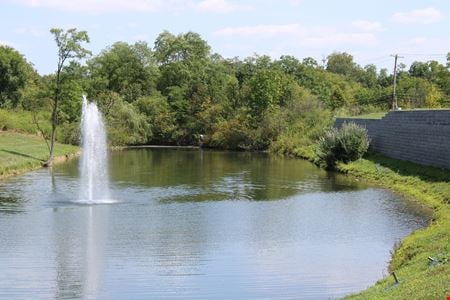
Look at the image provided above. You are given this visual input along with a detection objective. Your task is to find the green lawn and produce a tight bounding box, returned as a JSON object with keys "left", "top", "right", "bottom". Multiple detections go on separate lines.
{"left": 0, "top": 132, "right": 79, "bottom": 177}
{"left": 340, "top": 108, "right": 450, "bottom": 120}
{"left": 341, "top": 112, "right": 387, "bottom": 119}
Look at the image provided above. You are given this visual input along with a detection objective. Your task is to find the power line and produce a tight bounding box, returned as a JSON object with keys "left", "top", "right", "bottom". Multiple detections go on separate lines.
{"left": 397, "top": 53, "right": 447, "bottom": 56}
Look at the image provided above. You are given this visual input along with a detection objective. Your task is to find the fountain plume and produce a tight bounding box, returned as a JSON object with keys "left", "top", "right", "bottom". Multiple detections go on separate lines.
{"left": 79, "top": 95, "right": 110, "bottom": 203}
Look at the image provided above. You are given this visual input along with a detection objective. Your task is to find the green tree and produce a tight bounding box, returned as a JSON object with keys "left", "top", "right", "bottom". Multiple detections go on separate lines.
{"left": 134, "top": 94, "right": 176, "bottom": 144}
{"left": 243, "top": 69, "right": 284, "bottom": 119}
{"left": 302, "top": 57, "right": 319, "bottom": 68}
{"left": 396, "top": 76, "right": 439, "bottom": 108}
{"left": 46, "top": 28, "right": 90, "bottom": 166}
{"left": 106, "top": 97, "right": 149, "bottom": 145}
{"left": 154, "top": 31, "right": 210, "bottom": 92}
{"left": 326, "top": 52, "right": 358, "bottom": 77}
{"left": 153, "top": 31, "right": 214, "bottom": 143}
{"left": 378, "top": 68, "right": 391, "bottom": 87}
{"left": 360, "top": 64, "right": 378, "bottom": 88}
{"left": 327, "top": 87, "right": 345, "bottom": 111}
{"left": 88, "top": 41, "right": 159, "bottom": 102}
{"left": 409, "top": 61, "right": 431, "bottom": 78}
{"left": 425, "top": 84, "right": 444, "bottom": 107}
{"left": 0, "top": 46, "right": 37, "bottom": 107}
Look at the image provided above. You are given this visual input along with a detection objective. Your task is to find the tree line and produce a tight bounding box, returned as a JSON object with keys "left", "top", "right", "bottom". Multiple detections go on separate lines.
{"left": 1, "top": 28, "right": 449, "bottom": 160}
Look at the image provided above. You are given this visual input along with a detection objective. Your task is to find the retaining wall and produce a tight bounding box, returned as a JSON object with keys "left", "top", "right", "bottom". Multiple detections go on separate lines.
{"left": 335, "top": 110, "right": 450, "bottom": 170}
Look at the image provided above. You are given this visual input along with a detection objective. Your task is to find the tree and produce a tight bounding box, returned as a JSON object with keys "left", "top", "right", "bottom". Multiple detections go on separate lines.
{"left": 243, "top": 69, "right": 284, "bottom": 119}
{"left": 88, "top": 41, "right": 159, "bottom": 102}
{"left": 154, "top": 31, "right": 211, "bottom": 93}
{"left": 302, "top": 57, "right": 318, "bottom": 68}
{"left": 134, "top": 94, "right": 176, "bottom": 144}
{"left": 327, "top": 87, "right": 346, "bottom": 111}
{"left": 378, "top": 68, "right": 391, "bottom": 87}
{"left": 45, "top": 28, "right": 90, "bottom": 166}
{"left": 326, "top": 52, "right": 358, "bottom": 77}
{"left": 360, "top": 64, "right": 378, "bottom": 88}
{"left": 0, "top": 46, "right": 37, "bottom": 107}
{"left": 153, "top": 31, "right": 214, "bottom": 144}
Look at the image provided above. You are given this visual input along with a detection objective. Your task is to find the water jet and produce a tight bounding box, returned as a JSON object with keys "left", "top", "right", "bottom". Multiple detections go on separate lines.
{"left": 79, "top": 95, "right": 110, "bottom": 203}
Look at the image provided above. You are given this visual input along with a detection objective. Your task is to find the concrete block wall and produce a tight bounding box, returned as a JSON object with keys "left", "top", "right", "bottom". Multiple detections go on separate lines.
{"left": 335, "top": 110, "right": 450, "bottom": 170}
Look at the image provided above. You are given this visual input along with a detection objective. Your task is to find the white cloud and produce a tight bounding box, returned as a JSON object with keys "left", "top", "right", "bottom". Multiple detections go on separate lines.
{"left": 215, "top": 24, "right": 377, "bottom": 47}
{"left": 406, "top": 36, "right": 450, "bottom": 51}
{"left": 351, "top": 20, "right": 384, "bottom": 32}
{"left": 15, "top": 0, "right": 171, "bottom": 13}
{"left": 195, "top": 0, "right": 251, "bottom": 13}
{"left": 14, "top": 0, "right": 250, "bottom": 14}
{"left": 392, "top": 7, "right": 443, "bottom": 24}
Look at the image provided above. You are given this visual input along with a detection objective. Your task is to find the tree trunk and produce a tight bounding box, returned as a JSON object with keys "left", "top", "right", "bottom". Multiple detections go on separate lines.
{"left": 44, "top": 95, "right": 59, "bottom": 167}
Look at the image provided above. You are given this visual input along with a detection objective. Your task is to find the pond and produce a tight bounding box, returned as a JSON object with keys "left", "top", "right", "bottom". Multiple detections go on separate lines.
{"left": 0, "top": 149, "right": 430, "bottom": 299}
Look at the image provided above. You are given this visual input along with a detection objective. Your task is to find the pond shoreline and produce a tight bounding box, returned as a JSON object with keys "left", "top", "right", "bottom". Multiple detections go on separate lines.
{"left": 0, "top": 152, "right": 80, "bottom": 180}
{"left": 113, "top": 144, "right": 200, "bottom": 150}
{"left": 293, "top": 148, "right": 450, "bottom": 299}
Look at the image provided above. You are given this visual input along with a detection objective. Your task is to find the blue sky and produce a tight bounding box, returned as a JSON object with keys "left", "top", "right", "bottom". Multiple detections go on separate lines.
{"left": 1, "top": 0, "right": 449, "bottom": 75}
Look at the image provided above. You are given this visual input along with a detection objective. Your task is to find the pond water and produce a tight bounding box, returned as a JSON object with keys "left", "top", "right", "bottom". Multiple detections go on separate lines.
{"left": 0, "top": 149, "right": 430, "bottom": 299}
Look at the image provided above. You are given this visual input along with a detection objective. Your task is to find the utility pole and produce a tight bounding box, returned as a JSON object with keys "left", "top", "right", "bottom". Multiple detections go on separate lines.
{"left": 391, "top": 54, "right": 403, "bottom": 110}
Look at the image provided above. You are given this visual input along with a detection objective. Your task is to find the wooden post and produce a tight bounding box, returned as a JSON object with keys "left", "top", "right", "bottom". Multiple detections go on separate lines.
{"left": 390, "top": 54, "right": 404, "bottom": 111}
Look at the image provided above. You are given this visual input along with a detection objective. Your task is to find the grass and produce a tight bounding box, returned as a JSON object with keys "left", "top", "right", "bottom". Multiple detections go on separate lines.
{"left": 340, "top": 112, "right": 387, "bottom": 119}
{"left": 293, "top": 145, "right": 450, "bottom": 299}
{"left": 0, "top": 131, "right": 79, "bottom": 178}
{"left": 0, "top": 109, "right": 52, "bottom": 135}
{"left": 339, "top": 108, "right": 450, "bottom": 120}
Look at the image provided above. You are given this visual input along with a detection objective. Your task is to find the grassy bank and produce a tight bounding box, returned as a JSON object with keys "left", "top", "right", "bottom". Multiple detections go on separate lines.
{"left": 0, "top": 132, "right": 79, "bottom": 178}
{"left": 294, "top": 146, "right": 450, "bottom": 298}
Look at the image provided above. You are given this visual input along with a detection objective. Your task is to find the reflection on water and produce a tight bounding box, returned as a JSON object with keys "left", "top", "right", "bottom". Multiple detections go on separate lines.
{"left": 0, "top": 149, "right": 431, "bottom": 299}
{"left": 52, "top": 206, "right": 107, "bottom": 299}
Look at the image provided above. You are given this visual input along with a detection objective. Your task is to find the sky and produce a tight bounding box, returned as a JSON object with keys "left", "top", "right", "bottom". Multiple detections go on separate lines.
{"left": 1, "top": 0, "right": 449, "bottom": 75}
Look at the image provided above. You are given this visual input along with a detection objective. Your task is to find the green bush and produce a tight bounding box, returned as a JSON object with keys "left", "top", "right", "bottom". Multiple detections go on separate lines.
{"left": 59, "top": 122, "right": 80, "bottom": 145}
{"left": 208, "top": 117, "right": 253, "bottom": 150}
{"left": 317, "top": 122, "right": 369, "bottom": 169}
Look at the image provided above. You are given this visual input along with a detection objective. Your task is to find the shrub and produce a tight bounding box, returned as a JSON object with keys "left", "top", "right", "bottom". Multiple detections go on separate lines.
{"left": 209, "top": 117, "right": 253, "bottom": 150}
{"left": 59, "top": 122, "right": 80, "bottom": 145}
{"left": 317, "top": 122, "right": 369, "bottom": 169}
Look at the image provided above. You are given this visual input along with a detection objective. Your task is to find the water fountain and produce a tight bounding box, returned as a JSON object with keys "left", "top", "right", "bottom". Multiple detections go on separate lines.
{"left": 79, "top": 95, "right": 110, "bottom": 203}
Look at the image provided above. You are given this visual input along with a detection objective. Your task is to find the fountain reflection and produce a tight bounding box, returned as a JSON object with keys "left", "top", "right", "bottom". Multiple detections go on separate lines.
{"left": 52, "top": 206, "right": 108, "bottom": 299}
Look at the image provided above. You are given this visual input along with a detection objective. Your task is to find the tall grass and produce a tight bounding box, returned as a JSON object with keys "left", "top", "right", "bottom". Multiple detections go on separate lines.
{"left": 0, "top": 109, "right": 52, "bottom": 136}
